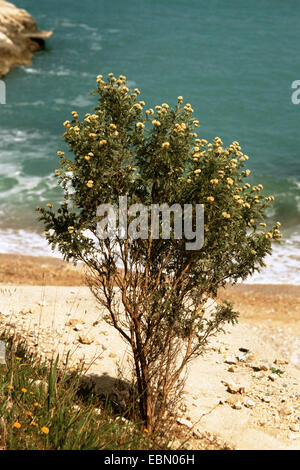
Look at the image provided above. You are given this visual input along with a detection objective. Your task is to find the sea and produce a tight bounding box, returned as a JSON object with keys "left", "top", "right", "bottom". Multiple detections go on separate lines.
{"left": 0, "top": 0, "right": 299, "bottom": 284}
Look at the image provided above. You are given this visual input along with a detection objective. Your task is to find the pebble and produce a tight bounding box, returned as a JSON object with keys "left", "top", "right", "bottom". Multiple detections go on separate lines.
{"left": 244, "top": 398, "right": 255, "bottom": 409}
{"left": 177, "top": 417, "right": 193, "bottom": 429}
{"left": 268, "top": 373, "right": 278, "bottom": 381}
{"left": 290, "top": 424, "right": 300, "bottom": 432}
{"left": 78, "top": 333, "right": 94, "bottom": 345}
{"left": 225, "top": 357, "right": 237, "bottom": 365}
{"left": 233, "top": 400, "right": 243, "bottom": 410}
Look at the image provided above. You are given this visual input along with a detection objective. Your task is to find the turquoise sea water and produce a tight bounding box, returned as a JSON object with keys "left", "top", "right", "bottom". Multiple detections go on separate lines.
{"left": 0, "top": 0, "right": 299, "bottom": 283}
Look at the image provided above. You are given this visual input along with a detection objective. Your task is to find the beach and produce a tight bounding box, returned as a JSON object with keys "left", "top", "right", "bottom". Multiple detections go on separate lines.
{"left": 0, "top": 254, "right": 299, "bottom": 450}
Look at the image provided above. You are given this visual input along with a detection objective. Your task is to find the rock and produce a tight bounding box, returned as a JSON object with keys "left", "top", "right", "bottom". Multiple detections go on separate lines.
{"left": 0, "top": 1, "right": 53, "bottom": 77}
{"left": 78, "top": 333, "right": 94, "bottom": 345}
{"left": 262, "top": 396, "right": 271, "bottom": 403}
{"left": 109, "top": 352, "right": 117, "bottom": 358}
{"left": 244, "top": 398, "right": 255, "bottom": 408}
{"left": 279, "top": 406, "right": 293, "bottom": 416}
{"left": 222, "top": 381, "right": 246, "bottom": 394}
{"left": 290, "top": 424, "right": 300, "bottom": 432}
{"left": 288, "top": 432, "right": 298, "bottom": 440}
{"left": 236, "top": 353, "right": 248, "bottom": 362}
{"left": 224, "top": 357, "right": 237, "bottom": 365}
{"left": 177, "top": 417, "right": 193, "bottom": 429}
{"left": 74, "top": 324, "right": 83, "bottom": 331}
{"left": 228, "top": 366, "right": 235, "bottom": 372}
{"left": 268, "top": 373, "right": 278, "bottom": 381}
{"left": 233, "top": 400, "right": 243, "bottom": 410}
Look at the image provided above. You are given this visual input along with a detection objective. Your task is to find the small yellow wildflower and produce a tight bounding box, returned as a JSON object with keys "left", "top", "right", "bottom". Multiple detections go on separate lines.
{"left": 152, "top": 120, "right": 161, "bottom": 126}
{"left": 84, "top": 156, "right": 90, "bottom": 161}
{"left": 30, "top": 421, "right": 38, "bottom": 427}
{"left": 21, "top": 388, "right": 27, "bottom": 393}
{"left": 41, "top": 426, "right": 49, "bottom": 434}
{"left": 251, "top": 250, "right": 257, "bottom": 255}
{"left": 210, "top": 179, "right": 219, "bottom": 185}
{"left": 136, "top": 122, "right": 145, "bottom": 129}
{"left": 226, "top": 177, "right": 234, "bottom": 185}
{"left": 15, "top": 357, "right": 21, "bottom": 361}
{"left": 7, "top": 385, "right": 14, "bottom": 390}
{"left": 110, "top": 124, "right": 117, "bottom": 130}
{"left": 46, "top": 203, "right": 53, "bottom": 208}
{"left": 162, "top": 142, "right": 170, "bottom": 149}
{"left": 89, "top": 133, "right": 97, "bottom": 139}
{"left": 13, "top": 422, "right": 21, "bottom": 429}
{"left": 68, "top": 226, "right": 75, "bottom": 233}
{"left": 87, "top": 180, "right": 94, "bottom": 188}
{"left": 99, "top": 139, "right": 107, "bottom": 146}
{"left": 222, "top": 212, "right": 231, "bottom": 219}
{"left": 194, "top": 169, "right": 201, "bottom": 175}
{"left": 206, "top": 196, "right": 214, "bottom": 202}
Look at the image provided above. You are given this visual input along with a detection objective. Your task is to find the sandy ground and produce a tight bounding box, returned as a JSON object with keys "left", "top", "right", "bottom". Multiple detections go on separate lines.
{"left": 0, "top": 254, "right": 299, "bottom": 450}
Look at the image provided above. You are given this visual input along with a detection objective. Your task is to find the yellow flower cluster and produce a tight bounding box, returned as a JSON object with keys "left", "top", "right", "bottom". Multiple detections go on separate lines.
{"left": 87, "top": 180, "right": 94, "bottom": 188}
{"left": 210, "top": 178, "right": 219, "bottom": 185}
{"left": 68, "top": 226, "right": 75, "bottom": 233}
{"left": 152, "top": 120, "right": 161, "bottom": 127}
{"left": 99, "top": 139, "right": 107, "bottom": 146}
{"left": 136, "top": 122, "right": 145, "bottom": 129}
{"left": 162, "top": 142, "right": 170, "bottom": 149}
{"left": 222, "top": 212, "right": 231, "bottom": 219}
{"left": 206, "top": 196, "right": 214, "bottom": 202}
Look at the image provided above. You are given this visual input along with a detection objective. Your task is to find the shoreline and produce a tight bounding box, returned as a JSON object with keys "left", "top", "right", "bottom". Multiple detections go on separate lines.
{"left": 0, "top": 253, "right": 299, "bottom": 325}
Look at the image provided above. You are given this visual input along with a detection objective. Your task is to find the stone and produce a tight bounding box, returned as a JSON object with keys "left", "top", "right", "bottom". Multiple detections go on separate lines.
{"left": 289, "top": 424, "right": 300, "bottom": 432}
{"left": 268, "top": 373, "right": 278, "bottom": 381}
{"left": 177, "top": 417, "right": 193, "bottom": 429}
{"left": 228, "top": 366, "right": 235, "bottom": 373}
{"left": 244, "top": 398, "right": 255, "bottom": 408}
{"left": 224, "top": 357, "right": 237, "bottom": 365}
{"left": 109, "top": 352, "right": 117, "bottom": 358}
{"left": 78, "top": 333, "right": 94, "bottom": 345}
{"left": 233, "top": 400, "right": 243, "bottom": 410}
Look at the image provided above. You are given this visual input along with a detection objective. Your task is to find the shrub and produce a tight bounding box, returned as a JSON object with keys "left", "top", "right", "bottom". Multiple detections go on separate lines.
{"left": 37, "top": 73, "right": 282, "bottom": 432}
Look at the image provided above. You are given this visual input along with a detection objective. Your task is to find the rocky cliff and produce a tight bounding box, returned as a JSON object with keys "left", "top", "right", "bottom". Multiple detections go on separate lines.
{"left": 0, "top": 1, "right": 52, "bottom": 77}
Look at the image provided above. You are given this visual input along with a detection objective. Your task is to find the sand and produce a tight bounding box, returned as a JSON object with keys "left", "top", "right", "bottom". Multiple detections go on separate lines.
{"left": 0, "top": 254, "right": 299, "bottom": 450}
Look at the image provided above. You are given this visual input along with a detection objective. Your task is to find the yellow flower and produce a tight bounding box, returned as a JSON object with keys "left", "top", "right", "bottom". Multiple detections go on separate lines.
{"left": 55, "top": 170, "right": 61, "bottom": 176}
{"left": 226, "top": 177, "right": 234, "bottom": 185}
{"left": 46, "top": 203, "right": 53, "bottom": 208}
{"left": 26, "top": 412, "right": 33, "bottom": 416}
{"left": 244, "top": 169, "right": 251, "bottom": 177}
{"left": 251, "top": 250, "right": 257, "bottom": 255}
{"left": 41, "top": 426, "right": 49, "bottom": 434}
{"left": 30, "top": 421, "right": 38, "bottom": 427}
{"left": 110, "top": 124, "right": 117, "bottom": 131}
{"left": 136, "top": 122, "right": 145, "bottom": 129}
{"left": 99, "top": 139, "right": 107, "bottom": 146}
{"left": 260, "top": 223, "right": 266, "bottom": 227}
{"left": 45, "top": 231, "right": 50, "bottom": 236}
{"left": 68, "top": 226, "right": 75, "bottom": 233}
{"left": 210, "top": 178, "right": 219, "bottom": 185}
{"left": 34, "top": 402, "right": 40, "bottom": 407}
{"left": 162, "top": 142, "right": 170, "bottom": 149}
{"left": 139, "top": 101, "right": 146, "bottom": 106}
{"left": 15, "top": 357, "right": 21, "bottom": 361}
{"left": 89, "top": 133, "right": 97, "bottom": 139}
{"left": 7, "top": 385, "right": 14, "bottom": 390}
{"left": 194, "top": 169, "right": 201, "bottom": 175}
{"left": 21, "top": 388, "right": 27, "bottom": 393}
{"left": 63, "top": 120, "right": 70, "bottom": 127}
{"left": 222, "top": 212, "right": 231, "bottom": 219}
{"left": 206, "top": 196, "right": 214, "bottom": 202}
{"left": 84, "top": 156, "right": 90, "bottom": 161}
{"left": 152, "top": 120, "right": 161, "bottom": 126}
{"left": 13, "top": 422, "right": 21, "bottom": 429}
{"left": 87, "top": 180, "right": 94, "bottom": 188}
{"left": 134, "top": 88, "right": 140, "bottom": 94}
{"left": 134, "top": 103, "right": 143, "bottom": 110}
{"left": 186, "top": 178, "right": 192, "bottom": 183}
{"left": 71, "top": 111, "right": 78, "bottom": 119}
{"left": 177, "top": 96, "right": 183, "bottom": 101}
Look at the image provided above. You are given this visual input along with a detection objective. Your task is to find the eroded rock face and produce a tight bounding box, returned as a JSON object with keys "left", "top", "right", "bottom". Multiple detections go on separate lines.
{"left": 0, "top": 1, "right": 48, "bottom": 77}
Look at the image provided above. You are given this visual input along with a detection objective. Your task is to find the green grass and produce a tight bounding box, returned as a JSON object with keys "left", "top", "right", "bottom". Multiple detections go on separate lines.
{"left": 0, "top": 330, "right": 170, "bottom": 450}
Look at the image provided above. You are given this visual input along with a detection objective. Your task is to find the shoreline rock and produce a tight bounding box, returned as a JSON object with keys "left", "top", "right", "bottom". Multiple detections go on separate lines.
{"left": 0, "top": 0, "right": 52, "bottom": 77}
